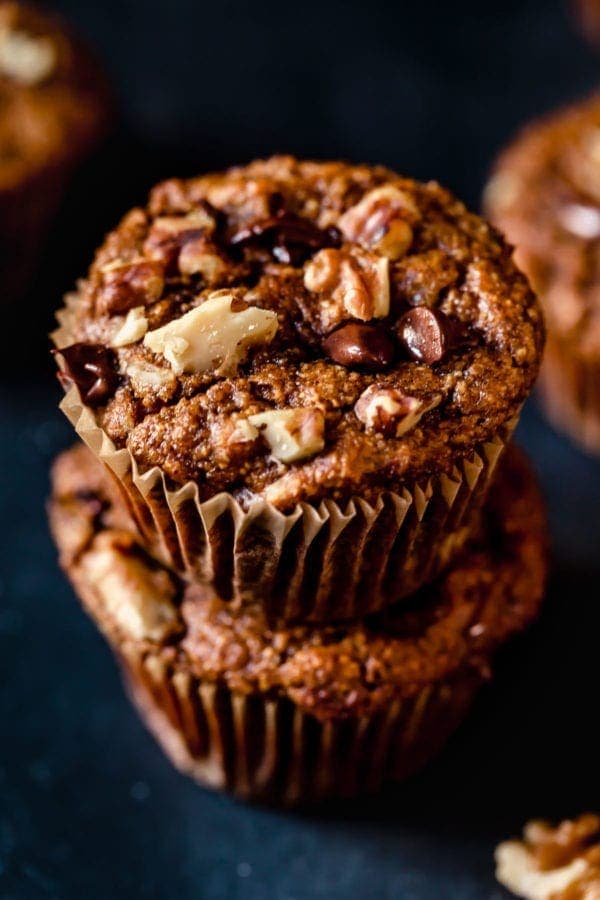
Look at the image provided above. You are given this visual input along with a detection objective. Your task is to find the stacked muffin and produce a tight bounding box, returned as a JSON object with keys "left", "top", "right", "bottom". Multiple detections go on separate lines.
{"left": 49, "top": 156, "right": 548, "bottom": 803}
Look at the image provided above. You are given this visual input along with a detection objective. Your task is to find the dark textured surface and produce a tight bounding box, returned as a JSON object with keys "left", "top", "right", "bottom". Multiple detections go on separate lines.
{"left": 1, "top": 0, "right": 599, "bottom": 897}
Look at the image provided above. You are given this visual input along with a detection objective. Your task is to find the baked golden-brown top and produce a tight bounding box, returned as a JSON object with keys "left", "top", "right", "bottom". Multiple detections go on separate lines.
{"left": 54, "top": 156, "right": 543, "bottom": 510}
{"left": 49, "top": 443, "right": 548, "bottom": 720}
{"left": 0, "top": 1, "right": 110, "bottom": 190}
{"left": 486, "top": 93, "right": 600, "bottom": 352}
{"left": 496, "top": 814, "right": 600, "bottom": 899}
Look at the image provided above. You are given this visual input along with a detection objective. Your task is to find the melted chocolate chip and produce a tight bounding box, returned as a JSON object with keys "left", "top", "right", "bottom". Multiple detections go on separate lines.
{"left": 397, "top": 307, "right": 453, "bottom": 365}
{"left": 228, "top": 212, "right": 341, "bottom": 265}
{"left": 322, "top": 322, "right": 395, "bottom": 370}
{"left": 56, "top": 343, "right": 119, "bottom": 407}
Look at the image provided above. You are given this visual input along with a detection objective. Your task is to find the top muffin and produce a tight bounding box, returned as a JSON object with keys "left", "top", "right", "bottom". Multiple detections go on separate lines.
{"left": 55, "top": 156, "right": 543, "bottom": 510}
{"left": 485, "top": 93, "right": 600, "bottom": 346}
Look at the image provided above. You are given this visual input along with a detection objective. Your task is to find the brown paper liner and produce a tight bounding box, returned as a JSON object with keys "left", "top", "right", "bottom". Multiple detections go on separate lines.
{"left": 117, "top": 643, "right": 482, "bottom": 805}
{"left": 54, "top": 297, "right": 517, "bottom": 621}
{"left": 537, "top": 334, "right": 600, "bottom": 455}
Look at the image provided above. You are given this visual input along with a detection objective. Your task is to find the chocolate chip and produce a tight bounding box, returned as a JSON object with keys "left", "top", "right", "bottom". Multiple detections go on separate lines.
{"left": 397, "top": 307, "right": 453, "bottom": 364}
{"left": 228, "top": 212, "right": 341, "bottom": 265}
{"left": 56, "top": 343, "right": 119, "bottom": 407}
{"left": 322, "top": 322, "right": 395, "bottom": 370}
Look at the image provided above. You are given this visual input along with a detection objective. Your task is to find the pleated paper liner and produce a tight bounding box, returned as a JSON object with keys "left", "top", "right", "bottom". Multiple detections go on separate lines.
{"left": 119, "top": 645, "right": 482, "bottom": 805}
{"left": 537, "top": 333, "right": 600, "bottom": 455}
{"left": 54, "top": 295, "right": 517, "bottom": 622}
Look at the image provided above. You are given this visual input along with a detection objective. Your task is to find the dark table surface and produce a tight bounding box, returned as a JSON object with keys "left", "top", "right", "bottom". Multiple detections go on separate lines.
{"left": 1, "top": 1, "right": 600, "bottom": 897}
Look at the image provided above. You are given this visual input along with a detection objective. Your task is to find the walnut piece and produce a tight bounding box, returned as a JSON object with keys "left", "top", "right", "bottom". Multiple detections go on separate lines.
{"left": 143, "top": 291, "right": 278, "bottom": 375}
{"left": 338, "top": 185, "right": 418, "bottom": 259}
{"left": 178, "top": 236, "right": 228, "bottom": 282}
{"left": 495, "top": 839, "right": 589, "bottom": 900}
{"left": 80, "top": 533, "right": 179, "bottom": 641}
{"left": 98, "top": 259, "right": 164, "bottom": 315}
{"left": 111, "top": 307, "right": 148, "bottom": 347}
{"left": 248, "top": 407, "right": 325, "bottom": 463}
{"left": 303, "top": 247, "right": 389, "bottom": 329}
{"left": 354, "top": 385, "right": 440, "bottom": 437}
{"left": 125, "top": 359, "right": 177, "bottom": 394}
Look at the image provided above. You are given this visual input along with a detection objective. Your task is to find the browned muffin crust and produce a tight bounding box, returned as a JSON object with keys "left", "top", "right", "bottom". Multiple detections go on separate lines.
{"left": 496, "top": 814, "right": 600, "bottom": 899}
{"left": 49, "top": 443, "right": 548, "bottom": 720}
{"left": 0, "top": 1, "right": 111, "bottom": 187}
{"left": 485, "top": 93, "right": 600, "bottom": 352}
{"left": 54, "top": 156, "right": 543, "bottom": 510}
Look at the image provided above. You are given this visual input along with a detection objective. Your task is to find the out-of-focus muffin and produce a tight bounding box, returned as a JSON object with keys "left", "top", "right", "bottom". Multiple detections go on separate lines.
{"left": 0, "top": 1, "right": 111, "bottom": 303}
{"left": 486, "top": 93, "right": 600, "bottom": 454}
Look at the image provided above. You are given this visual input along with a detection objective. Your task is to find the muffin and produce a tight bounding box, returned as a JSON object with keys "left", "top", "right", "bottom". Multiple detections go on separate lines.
{"left": 485, "top": 94, "right": 600, "bottom": 454}
{"left": 52, "top": 157, "right": 544, "bottom": 621}
{"left": 496, "top": 814, "right": 600, "bottom": 899}
{"left": 572, "top": 0, "right": 600, "bottom": 46}
{"left": 1, "top": 1, "right": 111, "bottom": 303}
{"left": 49, "top": 443, "right": 548, "bottom": 804}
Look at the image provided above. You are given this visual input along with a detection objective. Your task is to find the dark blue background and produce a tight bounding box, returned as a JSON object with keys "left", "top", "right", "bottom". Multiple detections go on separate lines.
{"left": 1, "top": 1, "right": 599, "bottom": 897}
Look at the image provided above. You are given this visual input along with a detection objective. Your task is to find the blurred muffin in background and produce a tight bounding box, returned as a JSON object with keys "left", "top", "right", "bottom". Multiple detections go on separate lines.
{"left": 0, "top": 1, "right": 111, "bottom": 304}
{"left": 572, "top": 0, "right": 600, "bottom": 46}
{"left": 485, "top": 93, "right": 600, "bottom": 454}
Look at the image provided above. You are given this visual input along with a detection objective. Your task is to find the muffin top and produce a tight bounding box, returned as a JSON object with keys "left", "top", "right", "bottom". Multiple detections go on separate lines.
{"left": 485, "top": 93, "right": 600, "bottom": 351}
{"left": 0, "top": 1, "right": 110, "bottom": 190}
{"left": 55, "top": 156, "right": 543, "bottom": 509}
{"left": 50, "top": 443, "right": 548, "bottom": 720}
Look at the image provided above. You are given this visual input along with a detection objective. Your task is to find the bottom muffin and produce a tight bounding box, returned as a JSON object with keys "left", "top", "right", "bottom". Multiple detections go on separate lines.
{"left": 49, "top": 444, "right": 548, "bottom": 804}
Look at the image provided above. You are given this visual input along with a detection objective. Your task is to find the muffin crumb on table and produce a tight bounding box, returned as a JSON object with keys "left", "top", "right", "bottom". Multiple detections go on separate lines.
{"left": 496, "top": 814, "right": 600, "bottom": 899}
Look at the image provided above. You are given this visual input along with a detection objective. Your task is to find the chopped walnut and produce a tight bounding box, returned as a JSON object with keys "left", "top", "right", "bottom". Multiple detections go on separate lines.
{"left": 495, "top": 815, "right": 600, "bottom": 900}
{"left": 248, "top": 407, "right": 325, "bottom": 463}
{"left": 303, "top": 247, "right": 389, "bottom": 329}
{"left": 338, "top": 185, "right": 419, "bottom": 259}
{"left": 80, "top": 532, "right": 179, "bottom": 641}
{"left": 111, "top": 307, "right": 148, "bottom": 347}
{"left": 125, "top": 359, "right": 177, "bottom": 397}
{"left": 354, "top": 385, "right": 440, "bottom": 437}
{"left": 97, "top": 259, "right": 164, "bottom": 316}
{"left": 143, "top": 291, "right": 278, "bottom": 375}
{"left": 143, "top": 209, "right": 217, "bottom": 271}
{"left": 178, "top": 235, "right": 229, "bottom": 283}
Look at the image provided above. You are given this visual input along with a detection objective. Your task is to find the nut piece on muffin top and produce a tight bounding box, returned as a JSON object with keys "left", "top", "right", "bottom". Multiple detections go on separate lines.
{"left": 55, "top": 156, "right": 544, "bottom": 509}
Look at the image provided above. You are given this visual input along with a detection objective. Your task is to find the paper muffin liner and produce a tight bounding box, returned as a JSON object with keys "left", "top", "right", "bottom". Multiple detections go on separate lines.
{"left": 57, "top": 380, "right": 516, "bottom": 622}
{"left": 537, "top": 334, "right": 600, "bottom": 455}
{"left": 117, "top": 642, "right": 482, "bottom": 805}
